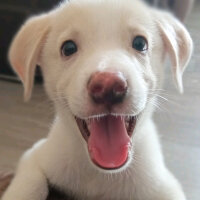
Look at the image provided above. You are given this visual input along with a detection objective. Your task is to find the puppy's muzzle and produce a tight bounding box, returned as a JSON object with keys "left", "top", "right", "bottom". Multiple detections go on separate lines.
{"left": 88, "top": 71, "right": 127, "bottom": 106}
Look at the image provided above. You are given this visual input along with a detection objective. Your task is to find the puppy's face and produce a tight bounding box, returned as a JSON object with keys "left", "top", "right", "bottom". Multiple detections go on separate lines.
{"left": 9, "top": 0, "right": 192, "bottom": 171}
{"left": 42, "top": 1, "right": 158, "bottom": 170}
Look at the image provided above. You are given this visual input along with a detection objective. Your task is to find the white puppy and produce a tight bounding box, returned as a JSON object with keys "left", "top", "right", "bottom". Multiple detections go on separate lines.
{"left": 2, "top": 0, "right": 193, "bottom": 199}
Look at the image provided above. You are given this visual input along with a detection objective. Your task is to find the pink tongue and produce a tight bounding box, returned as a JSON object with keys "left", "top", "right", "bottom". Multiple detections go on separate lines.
{"left": 88, "top": 115, "right": 130, "bottom": 169}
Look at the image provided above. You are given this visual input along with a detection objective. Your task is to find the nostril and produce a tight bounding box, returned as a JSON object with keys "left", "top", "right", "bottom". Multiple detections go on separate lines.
{"left": 91, "top": 84, "right": 104, "bottom": 95}
{"left": 90, "top": 84, "right": 105, "bottom": 104}
{"left": 108, "top": 83, "right": 127, "bottom": 105}
{"left": 113, "top": 82, "right": 127, "bottom": 95}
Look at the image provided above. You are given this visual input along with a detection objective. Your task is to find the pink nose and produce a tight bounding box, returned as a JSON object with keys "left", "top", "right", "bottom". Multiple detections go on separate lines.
{"left": 88, "top": 72, "right": 128, "bottom": 105}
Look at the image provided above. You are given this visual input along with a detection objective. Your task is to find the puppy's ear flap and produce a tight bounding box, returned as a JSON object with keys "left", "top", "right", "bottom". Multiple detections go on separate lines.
{"left": 9, "top": 14, "right": 50, "bottom": 101}
{"left": 155, "top": 11, "right": 193, "bottom": 93}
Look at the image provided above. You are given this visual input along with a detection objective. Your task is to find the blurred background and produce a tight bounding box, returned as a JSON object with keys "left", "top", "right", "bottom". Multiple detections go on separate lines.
{"left": 0, "top": 0, "right": 199, "bottom": 200}
{"left": 0, "top": 0, "right": 61, "bottom": 82}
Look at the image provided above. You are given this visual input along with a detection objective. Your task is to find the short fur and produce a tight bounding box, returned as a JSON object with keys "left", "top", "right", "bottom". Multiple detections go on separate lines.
{"left": 2, "top": 0, "right": 193, "bottom": 199}
{"left": 0, "top": 172, "right": 73, "bottom": 199}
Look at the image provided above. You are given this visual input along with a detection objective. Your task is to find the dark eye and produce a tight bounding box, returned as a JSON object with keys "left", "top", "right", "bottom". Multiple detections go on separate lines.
{"left": 61, "top": 40, "right": 77, "bottom": 56}
{"left": 132, "top": 36, "right": 148, "bottom": 52}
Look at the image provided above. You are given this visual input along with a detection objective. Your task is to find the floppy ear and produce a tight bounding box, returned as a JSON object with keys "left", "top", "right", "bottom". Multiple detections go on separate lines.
{"left": 9, "top": 14, "right": 50, "bottom": 101}
{"left": 155, "top": 11, "right": 193, "bottom": 93}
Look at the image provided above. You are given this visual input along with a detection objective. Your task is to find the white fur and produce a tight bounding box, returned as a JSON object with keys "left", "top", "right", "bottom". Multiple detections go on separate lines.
{"left": 2, "top": 0, "right": 193, "bottom": 199}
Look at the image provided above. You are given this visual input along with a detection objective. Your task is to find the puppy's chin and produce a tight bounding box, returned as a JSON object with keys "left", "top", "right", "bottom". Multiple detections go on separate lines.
{"left": 75, "top": 114, "right": 137, "bottom": 172}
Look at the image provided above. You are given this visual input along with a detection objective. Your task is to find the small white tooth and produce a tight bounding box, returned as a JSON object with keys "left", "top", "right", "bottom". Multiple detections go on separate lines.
{"left": 125, "top": 121, "right": 129, "bottom": 128}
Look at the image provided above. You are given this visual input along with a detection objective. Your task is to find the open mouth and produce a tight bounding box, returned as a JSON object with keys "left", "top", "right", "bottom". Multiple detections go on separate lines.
{"left": 75, "top": 115, "right": 137, "bottom": 170}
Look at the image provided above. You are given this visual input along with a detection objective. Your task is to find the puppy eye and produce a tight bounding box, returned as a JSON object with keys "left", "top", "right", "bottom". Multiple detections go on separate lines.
{"left": 132, "top": 36, "right": 148, "bottom": 52}
{"left": 61, "top": 40, "right": 77, "bottom": 56}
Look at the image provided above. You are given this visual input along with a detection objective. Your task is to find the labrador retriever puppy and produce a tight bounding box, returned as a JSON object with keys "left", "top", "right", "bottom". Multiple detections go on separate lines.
{"left": 2, "top": 0, "right": 193, "bottom": 199}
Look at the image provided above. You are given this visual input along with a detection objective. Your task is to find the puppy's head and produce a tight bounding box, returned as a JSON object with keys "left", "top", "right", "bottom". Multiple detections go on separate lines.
{"left": 9, "top": 0, "right": 193, "bottom": 171}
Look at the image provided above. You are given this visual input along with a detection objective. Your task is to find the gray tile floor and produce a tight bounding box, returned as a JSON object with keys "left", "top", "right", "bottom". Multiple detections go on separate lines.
{"left": 0, "top": 2, "right": 200, "bottom": 200}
